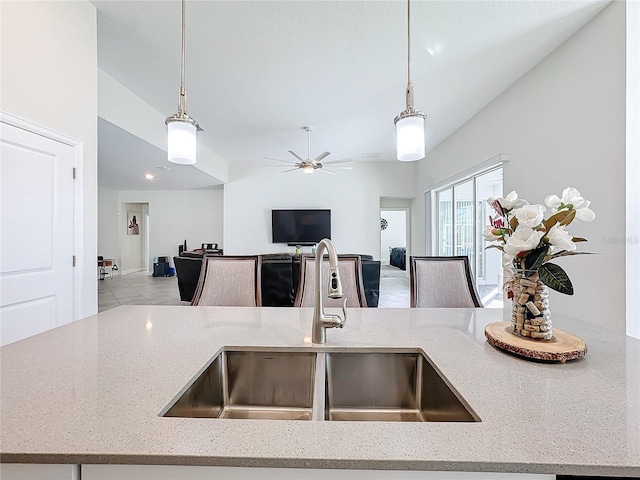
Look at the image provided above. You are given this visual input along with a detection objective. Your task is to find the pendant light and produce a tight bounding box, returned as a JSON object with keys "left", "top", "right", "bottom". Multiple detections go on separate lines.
{"left": 393, "top": 0, "right": 426, "bottom": 162}
{"left": 165, "top": 0, "right": 202, "bottom": 165}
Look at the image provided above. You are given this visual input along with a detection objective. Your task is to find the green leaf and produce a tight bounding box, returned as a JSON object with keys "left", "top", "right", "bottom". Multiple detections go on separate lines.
{"left": 539, "top": 263, "right": 574, "bottom": 295}
{"left": 572, "top": 237, "right": 588, "bottom": 242}
{"left": 547, "top": 251, "right": 599, "bottom": 260}
{"left": 509, "top": 216, "right": 518, "bottom": 230}
{"left": 485, "top": 244, "right": 504, "bottom": 251}
{"left": 524, "top": 245, "right": 549, "bottom": 270}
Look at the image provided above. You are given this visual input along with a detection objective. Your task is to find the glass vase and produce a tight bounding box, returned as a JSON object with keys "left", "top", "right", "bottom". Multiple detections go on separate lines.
{"left": 511, "top": 269, "right": 552, "bottom": 340}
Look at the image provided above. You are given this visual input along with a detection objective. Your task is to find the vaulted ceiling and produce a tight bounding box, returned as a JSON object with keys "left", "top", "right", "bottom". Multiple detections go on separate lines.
{"left": 93, "top": 0, "right": 609, "bottom": 190}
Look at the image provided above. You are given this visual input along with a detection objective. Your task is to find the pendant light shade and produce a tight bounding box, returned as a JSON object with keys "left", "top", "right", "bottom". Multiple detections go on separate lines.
{"left": 394, "top": 0, "right": 426, "bottom": 162}
{"left": 395, "top": 114, "right": 425, "bottom": 162}
{"left": 165, "top": 0, "right": 202, "bottom": 165}
{"left": 167, "top": 120, "right": 197, "bottom": 164}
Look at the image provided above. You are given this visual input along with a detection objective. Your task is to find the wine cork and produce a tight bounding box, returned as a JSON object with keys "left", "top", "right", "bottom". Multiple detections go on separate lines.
{"left": 526, "top": 301, "right": 541, "bottom": 316}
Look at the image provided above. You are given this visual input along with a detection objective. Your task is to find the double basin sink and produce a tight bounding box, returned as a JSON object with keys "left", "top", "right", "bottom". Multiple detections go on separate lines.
{"left": 161, "top": 348, "right": 479, "bottom": 423}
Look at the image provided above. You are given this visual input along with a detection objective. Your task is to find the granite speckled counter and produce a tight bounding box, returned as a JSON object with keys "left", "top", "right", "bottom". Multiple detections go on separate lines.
{"left": 1, "top": 306, "right": 639, "bottom": 477}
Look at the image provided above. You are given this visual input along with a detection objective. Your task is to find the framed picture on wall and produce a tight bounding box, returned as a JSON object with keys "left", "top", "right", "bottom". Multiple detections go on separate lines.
{"left": 127, "top": 211, "right": 140, "bottom": 235}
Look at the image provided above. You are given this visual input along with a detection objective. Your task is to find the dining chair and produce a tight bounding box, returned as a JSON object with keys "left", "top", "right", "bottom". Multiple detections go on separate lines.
{"left": 191, "top": 255, "right": 262, "bottom": 306}
{"left": 294, "top": 255, "right": 367, "bottom": 308}
{"left": 409, "top": 256, "right": 483, "bottom": 308}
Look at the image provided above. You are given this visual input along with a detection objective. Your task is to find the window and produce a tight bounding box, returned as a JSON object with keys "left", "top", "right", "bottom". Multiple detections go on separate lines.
{"left": 431, "top": 165, "right": 504, "bottom": 307}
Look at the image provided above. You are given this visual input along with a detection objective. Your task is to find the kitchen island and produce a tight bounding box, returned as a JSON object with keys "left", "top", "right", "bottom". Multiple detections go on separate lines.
{"left": 1, "top": 306, "right": 639, "bottom": 478}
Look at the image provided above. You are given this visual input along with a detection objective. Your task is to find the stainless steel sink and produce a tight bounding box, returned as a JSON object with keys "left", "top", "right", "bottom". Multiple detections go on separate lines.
{"left": 162, "top": 349, "right": 316, "bottom": 420}
{"left": 162, "top": 348, "right": 479, "bottom": 423}
{"left": 323, "top": 350, "right": 479, "bottom": 422}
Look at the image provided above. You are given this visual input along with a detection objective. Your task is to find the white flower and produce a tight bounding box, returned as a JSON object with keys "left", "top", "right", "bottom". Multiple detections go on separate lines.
{"left": 546, "top": 224, "right": 576, "bottom": 252}
{"left": 488, "top": 191, "right": 528, "bottom": 215}
{"left": 502, "top": 191, "right": 528, "bottom": 210}
{"left": 514, "top": 204, "right": 546, "bottom": 228}
{"left": 483, "top": 226, "right": 502, "bottom": 241}
{"left": 503, "top": 227, "right": 545, "bottom": 256}
{"left": 545, "top": 187, "right": 595, "bottom": 222}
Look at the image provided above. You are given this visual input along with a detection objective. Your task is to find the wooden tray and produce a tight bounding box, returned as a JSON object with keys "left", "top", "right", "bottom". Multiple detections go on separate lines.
{"left": 485, "top": 321, "right": 587, "bottom": 363}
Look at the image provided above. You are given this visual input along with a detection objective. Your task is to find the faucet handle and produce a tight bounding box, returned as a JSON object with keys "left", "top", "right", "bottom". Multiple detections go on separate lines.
{"left": 339, "top": 297, "right": 347, "bottom": 328}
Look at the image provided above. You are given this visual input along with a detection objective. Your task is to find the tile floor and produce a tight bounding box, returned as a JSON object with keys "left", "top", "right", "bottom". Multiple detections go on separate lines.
{"left": 98, "top": 271, "right": 189, "bottom": 312}
{"left": 97, "top": 265, "right": 501, "bottom": 313}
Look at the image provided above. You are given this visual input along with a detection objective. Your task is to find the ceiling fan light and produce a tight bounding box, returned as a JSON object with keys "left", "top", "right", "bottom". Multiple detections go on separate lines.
{"left": 167, "top": 120, "right": 197, "bottom": 165}
{"left": 302, "top": 164, "right": 315, "bottom": 175}
{"left": 395, "top": 114, "right": 425, "bottom": 162}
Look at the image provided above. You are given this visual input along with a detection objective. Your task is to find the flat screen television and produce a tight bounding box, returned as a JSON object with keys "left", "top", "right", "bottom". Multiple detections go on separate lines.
{"left": 271, "top": 209, "right": 331, "bottom": 245}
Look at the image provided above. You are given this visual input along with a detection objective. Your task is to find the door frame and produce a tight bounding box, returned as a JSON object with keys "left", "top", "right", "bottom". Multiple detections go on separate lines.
{"left": 1, "top": 111, "right": 84, "bottom": 321}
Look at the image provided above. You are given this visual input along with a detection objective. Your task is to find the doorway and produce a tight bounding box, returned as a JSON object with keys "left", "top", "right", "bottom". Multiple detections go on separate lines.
{"left": 380, "top": 210, "right": 407, "bottom": 266}
{"left": 121, "top": 202, "right": 148, "bottom": 274}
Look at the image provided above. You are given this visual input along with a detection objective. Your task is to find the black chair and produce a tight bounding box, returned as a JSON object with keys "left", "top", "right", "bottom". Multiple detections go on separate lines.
{"left": 98, "top": 256, "right": 105, "bottom": 280}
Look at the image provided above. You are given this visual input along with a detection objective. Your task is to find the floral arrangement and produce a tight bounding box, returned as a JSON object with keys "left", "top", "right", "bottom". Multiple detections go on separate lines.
{"left": 484, "top": 187, "right": 595, "bottom": 296}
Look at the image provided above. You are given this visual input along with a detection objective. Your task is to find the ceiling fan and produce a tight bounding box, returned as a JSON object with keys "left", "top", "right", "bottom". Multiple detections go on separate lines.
{"left": 264, "top": 126, "right": 353, "bottom": 175}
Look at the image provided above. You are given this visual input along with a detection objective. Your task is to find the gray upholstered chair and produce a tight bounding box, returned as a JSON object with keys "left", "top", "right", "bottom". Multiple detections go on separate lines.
{"left": 191, "top": 255, "right": 262, "bottom": 306}
{"left": 294, "top": 255, "right": 367, "bottom": 308}
{"left": 409, "top": 256, "right": 482, "bottom": 308}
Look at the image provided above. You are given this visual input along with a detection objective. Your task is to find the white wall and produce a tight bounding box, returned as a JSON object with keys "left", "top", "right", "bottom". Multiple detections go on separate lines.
{"left": 626, "top": 0, "right": 640, "bottom": 339}
{"left": 1, "top": 0, "right": 98, "bottom": 318}
{"left": 224, "top": 162, "right": 416, "bottom": 258}
{"left": 98, "top": 187, "right": 119, "bottom": 261}
{"left": 414, "top": 1, "right": 626, "bottom": 332}
{"left": 98, "top": 189, "right": 224, "bottom": 271}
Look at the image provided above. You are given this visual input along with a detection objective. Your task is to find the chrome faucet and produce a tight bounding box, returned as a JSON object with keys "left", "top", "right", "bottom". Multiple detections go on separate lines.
{"left": 312, "top": 238, "right": 347, "bottom": 344}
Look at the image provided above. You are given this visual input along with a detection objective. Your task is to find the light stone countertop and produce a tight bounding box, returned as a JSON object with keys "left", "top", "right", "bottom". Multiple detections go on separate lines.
{"left": 1, "top": 306, "right": 639, "bottom": 477}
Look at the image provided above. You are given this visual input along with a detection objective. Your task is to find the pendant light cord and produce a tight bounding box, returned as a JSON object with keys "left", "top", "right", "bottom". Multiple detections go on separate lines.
{"left": 404, "top": 0, "right": 415, "bottom": 112}
{"left": 178, "top": 0, "right": 187, "bottom": 115}
{"left": 407, "top": 0, "right": 411, "bottom": 87}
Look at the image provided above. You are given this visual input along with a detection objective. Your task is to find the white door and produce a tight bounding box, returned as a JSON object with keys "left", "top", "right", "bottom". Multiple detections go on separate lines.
{"left": 0, "top": 122, "right": 76, "bottom": 346}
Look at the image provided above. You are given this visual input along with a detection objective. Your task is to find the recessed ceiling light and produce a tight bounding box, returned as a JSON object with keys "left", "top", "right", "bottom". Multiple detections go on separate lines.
{"left": 144, "top": 173, "right": 155, "bottom": 179}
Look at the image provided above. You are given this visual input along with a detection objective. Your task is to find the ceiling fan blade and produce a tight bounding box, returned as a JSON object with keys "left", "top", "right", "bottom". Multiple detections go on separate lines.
{"left": 264, "top": 164, "right": 295, "bottom": 167}
{"left": 288, "top": 150, "right": 305, "bottom": 162}
{"left": 326, "top": 166, "right": 352, "bottom": 170}
{"left": 318, "top": 168, "right": 335, "bottom": 174}
{"left": 264, "top": 157, "right": 297, "bottom": 164}
{"left": 311, "top": 151, "right": 330, "bottom": 163}
{"left": 322, "top": 158, "right": 353, "bottom": 165}
{"left": 280, "top": 167, "right": 301, "bottom": 173}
